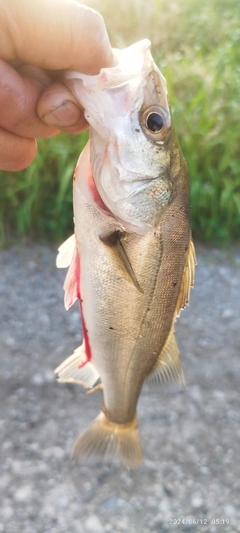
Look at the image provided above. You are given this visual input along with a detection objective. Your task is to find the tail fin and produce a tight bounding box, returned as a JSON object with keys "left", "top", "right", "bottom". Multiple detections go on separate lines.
{"left": 72, "top": 411, "right": 142, "bottom": 469}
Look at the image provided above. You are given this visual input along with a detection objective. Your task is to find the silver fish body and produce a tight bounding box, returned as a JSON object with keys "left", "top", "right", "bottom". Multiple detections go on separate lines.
{"left": 55, "top": 40, "right": 196, "bottom": 468}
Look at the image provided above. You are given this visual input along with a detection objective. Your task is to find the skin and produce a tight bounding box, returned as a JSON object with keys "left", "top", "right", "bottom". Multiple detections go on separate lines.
{"left": 0, "top": 0, "right": 113, "bottom": 171}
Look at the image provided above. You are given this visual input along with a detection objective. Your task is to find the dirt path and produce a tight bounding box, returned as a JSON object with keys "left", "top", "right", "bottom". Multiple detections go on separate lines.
{"left": 0, "top": 244, "right": 240, "bottom": 533}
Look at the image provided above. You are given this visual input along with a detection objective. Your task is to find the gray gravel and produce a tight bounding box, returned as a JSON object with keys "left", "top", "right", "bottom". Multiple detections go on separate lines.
{"left": 0, "top": 243, "right": 240, "bottom": 533}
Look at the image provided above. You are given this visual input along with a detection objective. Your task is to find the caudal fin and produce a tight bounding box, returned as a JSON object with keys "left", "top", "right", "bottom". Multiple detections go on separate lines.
{"left": 72, "top": 411, "right": 142, "bottom": 469}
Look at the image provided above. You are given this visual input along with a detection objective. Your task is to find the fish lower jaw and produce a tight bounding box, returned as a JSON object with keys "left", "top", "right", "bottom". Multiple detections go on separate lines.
{"left": 71, "top": 410, "right": 142, "bottom": 470}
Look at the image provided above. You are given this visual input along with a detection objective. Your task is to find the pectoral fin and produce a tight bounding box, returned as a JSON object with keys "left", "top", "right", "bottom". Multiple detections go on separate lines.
{"left": 147, "top": 329, "right": 185, "bottom": 386}
{"left": 100, "top": 231, "right": 143, "bottom": 293}
{"left": 176, "top": 236, "right": 196, "bottom": 317}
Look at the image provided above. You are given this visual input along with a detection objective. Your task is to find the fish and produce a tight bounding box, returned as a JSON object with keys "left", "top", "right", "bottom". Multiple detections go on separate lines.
{"left": 55, "top": 40, "right": 196, "bottom": 469}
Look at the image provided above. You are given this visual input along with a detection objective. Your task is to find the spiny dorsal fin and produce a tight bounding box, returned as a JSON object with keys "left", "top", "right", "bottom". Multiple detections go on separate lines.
{"left": 176, "top": 236, "right": 196, "bottom": 317}
{"left": 147, "top": 329, "right": 185, "bottom": 386}
{"left": 54, "top": 345, "right": 100, "bottom": 389}
{"left": 99, "top": 231, "right": 143, "bottom": 294}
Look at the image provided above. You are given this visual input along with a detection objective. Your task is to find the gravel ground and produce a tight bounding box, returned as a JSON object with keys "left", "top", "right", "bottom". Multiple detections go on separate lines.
{"left": 0, "top": 243, "right": 240, "bottom": 533}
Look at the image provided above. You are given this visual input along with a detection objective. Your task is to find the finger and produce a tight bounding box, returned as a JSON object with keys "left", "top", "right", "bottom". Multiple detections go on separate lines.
{"left": 37, "top": 81, "right": 89, "bottom": 134}
{"left": 0, "top": 127, "right": 37, "bottom": 171}
{"left": 0, "top": 0, "right": 113, "bottom": 73}
{"left": 0, "top": 60, "right": 59, "bottom": 138}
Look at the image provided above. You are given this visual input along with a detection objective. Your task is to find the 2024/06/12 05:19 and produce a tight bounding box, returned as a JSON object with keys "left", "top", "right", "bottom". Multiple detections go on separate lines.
{"left": 168, "top": 518, "right": 230, "bottom": 525}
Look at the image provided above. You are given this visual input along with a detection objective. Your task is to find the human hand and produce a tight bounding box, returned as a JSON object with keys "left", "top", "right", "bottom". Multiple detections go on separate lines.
{"left": 0, "top": 0, "right": 112, "bottom": 171}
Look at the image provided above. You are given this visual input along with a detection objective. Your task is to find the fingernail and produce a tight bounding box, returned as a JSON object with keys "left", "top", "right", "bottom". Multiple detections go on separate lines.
{"left": 42, "top": 100, "right": 82, "bottom": 127}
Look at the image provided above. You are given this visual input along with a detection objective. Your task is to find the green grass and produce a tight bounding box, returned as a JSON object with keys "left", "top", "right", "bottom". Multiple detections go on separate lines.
{"left": 0, "top": 132, "right": 88, "bottom": 246}
{"left": 158, "top": 0, "right": 240, "bottom": 243}
{"left": 0, "top": 0, "right": 239, "bottom": 246}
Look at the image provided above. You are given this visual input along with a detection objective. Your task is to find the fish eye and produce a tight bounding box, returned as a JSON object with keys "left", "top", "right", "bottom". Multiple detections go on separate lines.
{"left": 146, "top": 112, "right": 164, "bottom": 133}
{"left": 139, "top": 105, "right": 169, "bottom": 143}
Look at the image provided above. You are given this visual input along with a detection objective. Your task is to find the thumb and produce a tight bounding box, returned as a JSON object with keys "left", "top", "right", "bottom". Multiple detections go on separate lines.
{"left": 0, "top": 0, "right": 113, "bottom": 74}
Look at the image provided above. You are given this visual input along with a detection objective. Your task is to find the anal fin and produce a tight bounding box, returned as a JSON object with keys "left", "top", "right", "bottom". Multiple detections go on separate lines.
{"left": 147, "top": 329, "right": 185, "bottom": 386}
{"left": 54, "top": 344, "right": 100, "bottom": 389}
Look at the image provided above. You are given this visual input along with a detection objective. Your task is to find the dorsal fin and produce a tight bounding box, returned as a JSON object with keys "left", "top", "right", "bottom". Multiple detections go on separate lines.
{"left": 99, "top": 231, "right": 143, "bottom": 294}
{"left": 176, "top": 236, "right": 196, "bottom": 317}
{"left": 147, "top": 328, "right": 185, "bottom": 386}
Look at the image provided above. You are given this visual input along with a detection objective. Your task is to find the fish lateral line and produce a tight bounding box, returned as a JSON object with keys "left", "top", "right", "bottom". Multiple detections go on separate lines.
{"left": 99, "top": 230, "right": 144, "bottom": 294}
